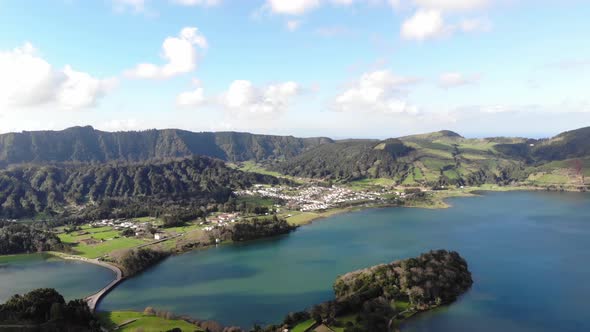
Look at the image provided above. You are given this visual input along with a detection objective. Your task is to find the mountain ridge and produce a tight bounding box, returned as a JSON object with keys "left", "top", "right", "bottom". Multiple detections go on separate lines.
{"left": 2, "top": 125, "right": 589, "bottom": 188}
{"left": 0, "top": 126, "right": 333, "bottom": 166}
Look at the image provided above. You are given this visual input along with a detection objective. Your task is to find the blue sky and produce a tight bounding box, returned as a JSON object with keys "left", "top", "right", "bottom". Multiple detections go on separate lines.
{"left": 0, "top": 0, "right": 589, "bottom": 138}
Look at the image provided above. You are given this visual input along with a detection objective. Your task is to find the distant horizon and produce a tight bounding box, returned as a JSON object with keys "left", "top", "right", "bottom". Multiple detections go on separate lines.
{"left": 1, "top": 1, "right": 589, "bottom": 138}
{"left": 0, "top": 123, "right": 584, "bottom": 141}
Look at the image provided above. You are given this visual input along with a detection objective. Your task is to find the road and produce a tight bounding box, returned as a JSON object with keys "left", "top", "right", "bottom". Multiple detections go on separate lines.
{"left": 60, "top": 255, "right": 124, "bottom": 312}
{"left": 58, "top": 233, "right": 183, "bottom": 312}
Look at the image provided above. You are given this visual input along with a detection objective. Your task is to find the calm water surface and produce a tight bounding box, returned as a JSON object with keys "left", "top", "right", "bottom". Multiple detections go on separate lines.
{"left": 0, "top": 253, "right": 116, "bottom": 302}
{"left": 88, "top": 192, "right": 590, "bottom": 330}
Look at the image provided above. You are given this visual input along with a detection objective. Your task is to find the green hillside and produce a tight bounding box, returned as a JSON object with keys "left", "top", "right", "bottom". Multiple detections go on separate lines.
{"left": 271, "top": 127, "right": 590, "bottom": 188}
{"left": 0, "top": 156, "right": 284, "bottom": 219}
{"left": 0, "top": 126, "right": 332, "bottom": 166}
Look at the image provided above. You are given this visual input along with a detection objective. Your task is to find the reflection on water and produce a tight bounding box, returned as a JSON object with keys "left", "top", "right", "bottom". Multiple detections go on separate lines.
{"left": 76, "top": 192, "right": 590, "bottom": 330}
{"left": 0, "top": 253, "right": 116, "bottom": 302}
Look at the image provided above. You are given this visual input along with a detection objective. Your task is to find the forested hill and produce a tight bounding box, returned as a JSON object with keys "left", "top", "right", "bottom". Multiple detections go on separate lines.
{"left": 0, "top": 126, "right": 333, "bottom": 166}
{"left": 270, "top": 127, "right": 590, "bottom": 187}
{"left": 0, "top": 156, "right": 284, "bottom": 219}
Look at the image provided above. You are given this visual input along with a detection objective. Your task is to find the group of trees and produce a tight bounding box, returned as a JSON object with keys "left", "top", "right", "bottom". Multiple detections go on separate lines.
{"left": 0, "top": 126, "right": 332, "bottom": 166}
{"left": 333, "top": 250, "right": 473, "bottom": 310}
{"left": 0, "top": 156, "right": 285, "bottom": 220}
{"left": 276, "top": 250, "right": 473, "bottom": 332}
{"left": 230, "top": 216, "right": 296, "bottom": 242}
{"left": 0, "top": 221, "right": 63, "bottom": 254}
{"left": 0, "top": 288, "right": 99, "bottom": 330}
{"left": 270, "top": 139, "right": 414, "bottom": 181}
{"left": 118, "top": 248, "right": 170, "bottom": 277}
{"left": 205, "top": 216, "right": 296, "bottom": 244}
{"left": 269, "top": 138, "right": 520, "bottom": 186}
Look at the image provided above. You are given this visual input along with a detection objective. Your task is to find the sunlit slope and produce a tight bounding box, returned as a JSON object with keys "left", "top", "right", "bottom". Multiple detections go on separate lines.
{"left": 272, "top": 128, "right": 590, "bottom": 187}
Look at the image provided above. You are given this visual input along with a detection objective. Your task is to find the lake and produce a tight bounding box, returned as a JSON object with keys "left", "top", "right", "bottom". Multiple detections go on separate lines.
{"left": 0, "top": 253, "right": 116, "bottom": 303}
{"left": 97, "top": 191, "right": 590, "bottom": 331}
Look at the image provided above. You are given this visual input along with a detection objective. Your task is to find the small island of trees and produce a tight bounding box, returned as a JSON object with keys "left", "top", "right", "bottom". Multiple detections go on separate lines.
{"left": 281, "top": 250, "right": 473, "bottom": 332}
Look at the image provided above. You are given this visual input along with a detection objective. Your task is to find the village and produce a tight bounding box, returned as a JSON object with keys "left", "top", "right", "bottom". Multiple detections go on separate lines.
{"left": 234, "top": 184, "right": 407, "bottom": 212}
{"left": 52, "top": 183, "right": 418, "bottom": 261}
{"left": 79, "top": 211, "right": 244, "bottom": 245}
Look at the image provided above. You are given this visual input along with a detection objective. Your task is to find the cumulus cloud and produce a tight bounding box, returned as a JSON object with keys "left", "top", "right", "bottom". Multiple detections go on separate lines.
{"left": 401, "top": 9, "right": 491, "bottom": 40}
{"left": 263, "top": 0, "right": 372, "bottom": 15}
{"left": 333, "top": 70, "right": 419, "bottom": 114}
{"left": 438, "top": 72, "right": 481, "bottom": 88}
{"left": 176, "top": 80, "right": 206, "bottom": 107}
{"left": 399, "top": 0, "right": 493, "bottom": 41}
{"left": 176, "top": 87, "right": 205, "bottom": 107}
{"left": 401, "top": 9, "right": 448, "bottom": 41}
{"left": 0, "top": 43, "right": 115, "bottom": 110}
{"left": 221, "top": 80, "right": 300, "bottom": 114}
{"left": 125, "top": 27, "right": 208, "bottom": 79}
{"left": 266, "top": 0, "right": 321, "bottom": 15}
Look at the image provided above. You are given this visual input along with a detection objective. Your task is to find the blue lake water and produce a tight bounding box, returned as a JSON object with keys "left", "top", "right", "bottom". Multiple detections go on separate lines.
{"left": 0, "top": 253, "right": 115, "bottom": 303}
{"left": 97, "top": 191, "right": 590, "bottom": 331}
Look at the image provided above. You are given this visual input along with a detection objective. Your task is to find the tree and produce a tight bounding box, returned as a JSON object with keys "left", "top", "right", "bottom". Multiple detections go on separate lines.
{"left": 121, "top": 228, "right": 135, "bottom": 237}
{"left": 570, "top": 159, "right": 585, "bottom": 184}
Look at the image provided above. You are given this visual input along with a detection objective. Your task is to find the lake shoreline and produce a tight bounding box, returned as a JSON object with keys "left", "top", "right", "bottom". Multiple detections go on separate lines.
{"left": 4, "top": 190, "right": 590, "bottom": 331}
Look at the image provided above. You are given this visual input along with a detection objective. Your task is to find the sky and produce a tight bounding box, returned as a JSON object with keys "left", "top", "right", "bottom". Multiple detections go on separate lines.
{"left": 0, "top": 0, "right": 589, "bottom": 139}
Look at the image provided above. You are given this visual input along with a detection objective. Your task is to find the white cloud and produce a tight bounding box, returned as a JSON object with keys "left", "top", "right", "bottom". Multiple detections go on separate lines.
{"left": 221, "top": 80, "right": 300, "bottom": 114}
{"left": 401, "top": 9, "right": 448, "bottom": 41}
{"left": 125, "top": 27, "right": 208, "bottom": 79}
{"left": 263, "top": 0, "right": 371, "bottom": 15}
{"left": 438, "top": 72, "right": 481, "bottom": 88}
{"left": 176, "top": 88, "right": 205, "bottom": 107}
{"left": 401, "top": 9, "right": 492, "bottom": 40}
{"left": 57, "top": 66, "right": 117, "bottom": 109}
{"left": 286, "top": 20, "right": 302, "bottom": 31}
{"left": 413, "top": 0, "right": 489, "bottom": 11}
{"left": 0, "top": 43, "right": 115, "bottom": 110}
{"left": 267, "top": 0, "right": 321, "bottom": 15}
{"left": 399, "top": 0, "right": 493, "bottom": 41}
{"left": 333, "top": 70, "right": 419, "bottom": 114}
{"left": 176, "top": 79, "right": 206, "bottom": 107}
{"left": 171, "top": 0, "right": 221, "bottom": 6}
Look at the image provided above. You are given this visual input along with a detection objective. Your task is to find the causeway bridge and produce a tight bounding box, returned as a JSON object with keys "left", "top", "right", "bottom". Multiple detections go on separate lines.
{"left": 61, "top": 255, "right": 124, "bottom": 312}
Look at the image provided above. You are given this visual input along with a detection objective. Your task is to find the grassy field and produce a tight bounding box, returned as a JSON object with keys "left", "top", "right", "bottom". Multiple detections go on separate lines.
{"left": 98, "top": 311, "right": 203, "bottom": 332}
{"left": 395, "top": 300, "right": 411, "bottom": 311}
{"left": 232, "top": 160, "right": 308, "bottom": 184}
{"left": 234, "top": 160, "right": 283, "bottom": 176}
{"left": 291, "top": 319, "right": 315, "bottom": 332}
{"left": 58, "top": 228, "right": 120, "bottom": 243}
{"left": 161, "top": 223, "right": 202, "bottom": 234}
{"left": 57, "top": 225, "right": 148, "bottom": 259}
{"left": 67, "top": 237, "right": 146, "bottom": 258}
{"left": 283, "top": 208, "right": 352, "bottom": 226}
{"left": 347, "top": 178, "right": 396, "bottom": 191}
{"left": 526, "top": 171, "right": 571, "bottom": 184}
{"left": 237, "top": 195, "right": 277, "bottom": 207}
